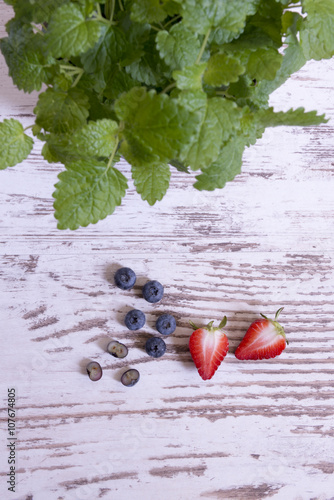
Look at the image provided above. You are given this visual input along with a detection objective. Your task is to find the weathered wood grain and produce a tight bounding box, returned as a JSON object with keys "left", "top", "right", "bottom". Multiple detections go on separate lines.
{"left": 2, "top": 253, "right": 334, "bottom": 499}
{"left": 1, "top": 2, "right": 334, "bottom": 500}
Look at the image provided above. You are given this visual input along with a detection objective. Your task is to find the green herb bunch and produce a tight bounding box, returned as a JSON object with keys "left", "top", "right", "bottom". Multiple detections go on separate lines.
{"left": 0, "top": 0, "right": 333, "bottom": 229}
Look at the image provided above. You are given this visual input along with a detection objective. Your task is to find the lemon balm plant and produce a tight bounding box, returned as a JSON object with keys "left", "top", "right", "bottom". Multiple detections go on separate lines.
{"left": 0, "top": 0, "right": 333, "bottom": 229}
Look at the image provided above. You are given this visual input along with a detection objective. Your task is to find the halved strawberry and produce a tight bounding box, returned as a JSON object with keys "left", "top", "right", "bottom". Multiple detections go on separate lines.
{"left": 189, "top": 317, "right": 229, "bottom": 380}
{"left": 235, "top": 307, "right": 288, "bottom": 360}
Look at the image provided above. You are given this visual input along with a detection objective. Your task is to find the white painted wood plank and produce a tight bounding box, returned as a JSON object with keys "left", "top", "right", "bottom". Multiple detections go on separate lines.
{"left": 1, "top": 2, "right": 334, "bottom": 499}
{"left": 2, "top": 253, "right": 334, "bottom": 499}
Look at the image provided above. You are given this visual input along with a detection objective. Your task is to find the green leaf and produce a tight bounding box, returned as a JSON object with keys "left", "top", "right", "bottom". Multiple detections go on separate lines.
{"left": 5, "top": 0, "right": 67, "bottom": 24}
{"left": 258, "top": 107, "right": 329, "bottom": 127}
{"left": 34, "top": 87, "right": 90, "bottom": 134}
{"left": 210, "top": 27, "right": 242, "bottom": 45}
{"left": 162, "top": 0, "right": 182, "bottom": 16}
{"left": 2, "top": 0, "right": 332, "bottom": 227}
{"left": 194, "top": 136, "right": 246, "bottom": 191}
{"left": 32, "top": 124, "right": 42, "bottom": 137}
{"left": 281, "top": 11, "right": 303, "bottom": 36}
{"left": 179, "top": 91, "right": 242, "bottom": 170}
{"left": 300, "top": 0, "right": 334, "bottom": 60}
{"left": 0, "top": 119, "right": 33, "bottom": 169}
{"left": 246, "top": 47, "right": 283, "bottom": 81}
{"left": 81, "top": 24, "right": 127, "bottom": 89}
{"left": 126, "top": 35, "right": 170, "bottom": 86}
{"left": 82, "top": 90, "right": 117, "bottom": 121}
{"left": 72, "top": 119, "right": 119, "bottom": 158}
{"left": 118, "top": 20, "right": 150, "bottom": 66}
{"left": 115, "top": 87, "right": 198, "bottom": 164}
{"left": 103, "top": 68, "right": 139, "bottom": 100}
{"left": 179, "top": 95, "right": 222, "bottom": 170}
{"left": 226, "top": 29, "right": 277, "bottom": 51}
{"left": 156, "top": 23, "right": 200, "bottom": 70}
{"left": 131, "top": 0, "right": 168, "bottom": 24}
{"left": 176, "top": 0, "right": 261, "bottom": 36}
{"left": 119, "top": 137, "right": 161, "bottom": 168}
{"left": 44, "top": 118, "right": 120, "bottom": 165}
{"left": 52, "top": 73, "right": 74, "bottom": 92}
{"left": 46, "top": 3, "right": 102, "bottom": 58}
{"left": 173, "top": 63, "right": 207, "bottom": 90}
{"left": 252, "top": 32, "right": 306, "bottom": 106}
{"left": 246, "top": 0, "right": 283, "bottom": 47}
{"left": 169, "top": 159, "right": 190, "bottom": 173}
{"left": 238, "top": 106, "right": 265, "bottom": 146}
{"left": 43, "top": 134, "right": 85, "bottom": 164}
{"left": 132, "top": 162, "right": 171, "bottom": 205}
{"left": 42, "top": 142, "right": 59, "bottom": 164}
{"left": 228, "top": 75, "right": 254, "bottom": 102}
{"left": 53, "top": 160, "right": 128, "bottom": 230}
{"left": 0, "top": 25, "right": 53, "bottom": 93}
{"left": 204, "top": 53, "right": 246, "bottom": 86}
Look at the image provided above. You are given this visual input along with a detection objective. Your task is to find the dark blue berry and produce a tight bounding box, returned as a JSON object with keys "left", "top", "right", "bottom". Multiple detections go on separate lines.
{"left": 121, "top": 369, "right": 140, "bottom": 387}
{"left": 125, "top": 309, "right": 145, "bottom": 330}
{"left": 114, "top": 267, "right": 136, "bottom": 290}
{"left": 156, "top": 314, "right": 176, "bottom": 335}
{"left": 145, "top": 337, "right": 166, "bottom": 358}
{"left": 142, "top": 280, "right": 164, "bottom": 303}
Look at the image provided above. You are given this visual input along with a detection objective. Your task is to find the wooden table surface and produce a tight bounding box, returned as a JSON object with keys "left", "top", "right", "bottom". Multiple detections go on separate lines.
{"left": 1, "top": 3, "right": 334, "bottom": 500}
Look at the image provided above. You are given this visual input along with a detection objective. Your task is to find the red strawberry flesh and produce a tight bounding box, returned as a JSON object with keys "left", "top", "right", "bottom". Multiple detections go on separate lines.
{"left": 235, "top": 314, "right": 287, "bottom": 360}
{"left": 189, "top": 321, "right": 229, "bottom": 380}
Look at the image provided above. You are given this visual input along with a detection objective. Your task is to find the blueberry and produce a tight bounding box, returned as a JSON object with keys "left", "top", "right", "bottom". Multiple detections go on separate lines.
{"left": 107, "top": 340, "right": 128, "bottom": 359}
{"left": 125, "top": 309, "right": 145, "bottom": 330}
{"left": 156, "top": 314, "right": 176, "bottom": 335}
{"left": 86, "top": 361, "right": 103, "bottom": 381}
{"left": 121, "top": 368, "right": 140, "bottom": 387}
{"left": 145, "top": 336, "right": 166, "bottom": 358}
{"left": 114, "top": 267, "right": 136, "bottom": 290}
{"left": 142, "top": 280, "right": 164, "bottom": 303}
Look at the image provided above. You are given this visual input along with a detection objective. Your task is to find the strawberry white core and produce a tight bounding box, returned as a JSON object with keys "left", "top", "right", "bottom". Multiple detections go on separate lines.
{"left": 247, "top": 321, "right": 278, "bottom": 348}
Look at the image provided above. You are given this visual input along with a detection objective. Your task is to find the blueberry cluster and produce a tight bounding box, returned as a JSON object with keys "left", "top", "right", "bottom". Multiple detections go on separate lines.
{"left": 118, "top": 267, "right": 176, "bottom": 361}
{"left": 86, "top": 267, "right": 177, "bottom": 387}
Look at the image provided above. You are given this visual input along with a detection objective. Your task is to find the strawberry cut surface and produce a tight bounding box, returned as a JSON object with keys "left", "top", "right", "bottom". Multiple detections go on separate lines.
{"left": 235, "top": 308, "right": 287, "bottom": 360}
{"left": 189, "top": 318, "right": 229, "bottom": 380}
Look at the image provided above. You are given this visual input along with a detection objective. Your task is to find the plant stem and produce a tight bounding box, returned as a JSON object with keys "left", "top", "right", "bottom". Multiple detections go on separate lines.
{"left": 60, "top": 64, "right": 81, "bottom": 73}
{"left": 72, "top": 70, "right": 84, "bottom": 88}
{"left": 93, "top": 4, "right": 112, "bottom": 25}
{"left": 110, "top": 0, "right": 115, "bottom": 22}
{"left": 95, "top": 14, "right": 112, "bottom": 25}
{"left": 105, "top": 0, "right": 115, "bottom": 21}
{"left": 118, "top": 0, "right": 124, "bottom": 11}
{"left": 104, "top": 0, "right": 110, "bottom": 19}
{"left": 96, "top": 2, "right": 102, "bottom": 18}
{"left": 59, "top": 64, "right": 84, "bottom": 86}
{"left": 164, "top": 15, "right": 182, "bottom": 29}
{"left": 106, "top": 139, "right": 119, "bottom": 171}
{"left": 161, "top": 82, "right": 176, "bottom": 94}
{"left": 23, "top": 124, "right": 34, "bottom": 132}
{"left": 196, "top": 28, "right": 211, "bottom": 64}
{"left": 215, "top": 90, "right": 234, "bottom": 99}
